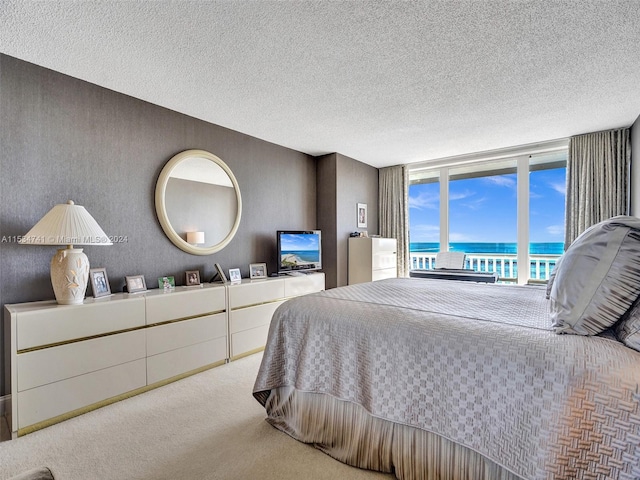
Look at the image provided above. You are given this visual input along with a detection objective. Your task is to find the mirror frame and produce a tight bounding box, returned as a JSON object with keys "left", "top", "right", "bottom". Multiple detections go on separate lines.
{"left": 155, "top": 149, "right": 242, "bottom": 255}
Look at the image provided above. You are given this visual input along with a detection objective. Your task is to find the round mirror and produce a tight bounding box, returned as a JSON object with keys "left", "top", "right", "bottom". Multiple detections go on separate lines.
{"left": 155, "top": 149, "right": 242, "bottom": 255}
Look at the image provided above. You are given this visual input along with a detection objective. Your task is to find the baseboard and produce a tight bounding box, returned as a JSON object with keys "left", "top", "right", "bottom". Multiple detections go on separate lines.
{"left": 0, "top": 394, "right": 9, "bottom": 417}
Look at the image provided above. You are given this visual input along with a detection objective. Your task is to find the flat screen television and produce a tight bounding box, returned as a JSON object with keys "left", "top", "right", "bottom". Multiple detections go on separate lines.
{"left": 277, "top": 230, "right": 322, "bottom": 274}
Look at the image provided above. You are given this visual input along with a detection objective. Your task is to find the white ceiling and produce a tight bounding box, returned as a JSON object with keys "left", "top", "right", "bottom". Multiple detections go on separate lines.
{"left": 2, "top": 1, "right": 640, "bottom": 168}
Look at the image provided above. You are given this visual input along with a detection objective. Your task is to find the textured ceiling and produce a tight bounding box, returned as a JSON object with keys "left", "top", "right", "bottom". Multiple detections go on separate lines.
{"left": 2, "top": 1, "right": 640, "bottom": 168}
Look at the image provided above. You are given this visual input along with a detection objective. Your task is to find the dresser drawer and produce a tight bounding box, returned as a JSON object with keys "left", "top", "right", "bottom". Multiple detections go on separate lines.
{"left": 145, "top": 286, "right": 225, "bottom": 324}
{"left": 283, "top": 273, "right": 324, "bottom": 297}
{"left": 15, "top": 296, "right": 145, "bottom": 350}
{"left": 146, "top": 313, "right": 226, "bottom": 356}
{"left": 372, "top": 267, "right": 397, "bottom": 281}
{"left": 228, "top": 279, "right": 285, "bottom": 308}
{"left": 372, "top": 253, "right": 397, "bottom": 270}
{"left": 231, "top": 324, "right": 271, "bottom": 359}
{"left": 147, "top": 337, "right": 227, "bottom": 384}
{"left": 229, "top": 301, "right": 284, "bottom": 335}
{"left": 17, "top": 330, "right": 146, "bottom": 391}
{"left": 373, "top": 238, "right": 397, "bottom": 253}
{"left": 17, "top": 359, "right": 146, "bottom": 429}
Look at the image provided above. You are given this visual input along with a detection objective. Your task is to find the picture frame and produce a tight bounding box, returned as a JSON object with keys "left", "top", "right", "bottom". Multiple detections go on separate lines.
{"left": 213, "top": 263, "right": 228, "bottom": 283}
{"left": 125, "top": 275, "right": 147, "bottom": 294}
{"left": 89, "top": 267, "right": 111, "bottom": 298}
{"left": 158, "top": 276, "right": 175, "bottom": 289}
{"left": 228, "top": 268, "right": 241, "bottom": 283}
{"left": 249, "top": 263, "right": 267, "bottom": 279}
{"left": 357, "top": 203, "right": 368, "bottom": 228}
{"left": 185, "top": 270, "right": 201, "bottom": 286}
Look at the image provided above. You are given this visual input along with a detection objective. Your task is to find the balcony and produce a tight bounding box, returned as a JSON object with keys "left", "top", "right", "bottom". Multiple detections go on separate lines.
{"left": 410, "top": 251, "right": 560, "bottom": 283}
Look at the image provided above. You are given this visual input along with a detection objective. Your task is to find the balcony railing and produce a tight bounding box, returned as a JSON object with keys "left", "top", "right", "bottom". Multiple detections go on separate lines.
{"left": 410, "top": 252, "right": 560, "bottom": 283}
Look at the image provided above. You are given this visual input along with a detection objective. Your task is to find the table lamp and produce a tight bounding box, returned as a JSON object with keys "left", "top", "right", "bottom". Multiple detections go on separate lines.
{"left": 19, "top": 200, "right": 113, "bottom": 305}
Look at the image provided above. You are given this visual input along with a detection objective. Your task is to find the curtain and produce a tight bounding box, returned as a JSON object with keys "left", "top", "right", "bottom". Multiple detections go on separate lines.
{"left": 379, "top": 165, "right": 409, "bottom": 277}
{"left": 565, "top": 128, "right": 630, "bottom": 249}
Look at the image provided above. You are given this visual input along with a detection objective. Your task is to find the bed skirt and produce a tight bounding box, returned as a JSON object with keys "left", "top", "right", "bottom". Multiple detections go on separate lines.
{"left": 260, "top": 386, "right": 524, "bottom": 480}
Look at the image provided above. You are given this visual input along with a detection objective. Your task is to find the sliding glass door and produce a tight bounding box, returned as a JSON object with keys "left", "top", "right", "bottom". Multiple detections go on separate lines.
{"left": 409, "top": 149, "right": 566, "bottom": 283}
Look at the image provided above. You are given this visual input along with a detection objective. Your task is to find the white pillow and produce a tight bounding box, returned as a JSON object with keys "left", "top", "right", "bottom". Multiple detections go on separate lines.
{"left": 550, "top": 216, "right": 640, "bottom": 335}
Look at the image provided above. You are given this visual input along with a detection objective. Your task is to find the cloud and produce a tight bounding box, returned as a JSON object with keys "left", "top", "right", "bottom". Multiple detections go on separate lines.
{"left": 529, "top": 191, "right": 543, "bottom": 199}
{"left": 409, "top": 191, "right": 439, "bottom": 210}
{"left": 449, "top": 189, "right": 475, "bottom": 201}
{"left": 550, "top": 182, "right": 566, "bottom": 196}
{"left": 546, "top": 224, "right": 564, "bottom": 236}
{"left": 449, "top": 232, "right": 474, "bottom": 242}
{"left": 449, "top": 188, "right": 485, "bottom": 210}
{"left": 409, "top": 224, "right": 440, "bottom": 242}
{"left": 483, "top": 175, "right": 516, "bottom": 188}
{"left": 460, "top": 196, "right": 487, "bottom": 210}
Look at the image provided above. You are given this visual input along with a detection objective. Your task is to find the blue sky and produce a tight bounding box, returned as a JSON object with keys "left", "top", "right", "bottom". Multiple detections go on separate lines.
{"left": 409, "top": 168, "right": 566, "bottom": 243}
{"left": 280, "top": 233, "right": 320, "bottom": 251}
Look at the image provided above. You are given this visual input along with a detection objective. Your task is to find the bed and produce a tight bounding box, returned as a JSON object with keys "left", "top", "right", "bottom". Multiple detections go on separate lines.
{"left": 253, "top": 217, "right": 640, "bottom": 480}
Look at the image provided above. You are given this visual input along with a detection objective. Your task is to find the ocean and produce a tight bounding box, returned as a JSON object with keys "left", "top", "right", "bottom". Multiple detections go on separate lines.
{"left": 281, "top": 249, "right": 321, "bottom": 263}
{"left": 409, "top": 242, "right": 564, "bottom": 255}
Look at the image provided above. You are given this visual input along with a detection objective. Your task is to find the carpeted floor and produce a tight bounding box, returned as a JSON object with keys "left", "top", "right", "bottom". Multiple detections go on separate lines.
{"left": 1, "top": 416, "right": 9, "bottom": 443}
{"left": 0, "top": 353, "right": 393, "bottom": 480}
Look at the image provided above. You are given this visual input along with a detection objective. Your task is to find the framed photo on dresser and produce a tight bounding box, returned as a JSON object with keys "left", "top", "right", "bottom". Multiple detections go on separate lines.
{"left": 213, "top": 263, "right": 228, "bottom": 283}
{"left": 185, "top": 270, "right": 201, "bottom": 286}
{"left": 228, "top": 268, "right": 241, "bottom": 283}
{"left": 89, "top": 268, "right": 111, "bottom": 298}
{"left": 250, "top": 263, "right": 267, "bottom": 279}
{"left": 125, "top": 275, "right": 147, "bottom": 293}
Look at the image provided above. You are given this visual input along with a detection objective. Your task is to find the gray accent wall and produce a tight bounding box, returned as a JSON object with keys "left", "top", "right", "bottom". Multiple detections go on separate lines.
{"left": 0, "top": 54, "right": 322, "bottom": 396}
{"left": 317, "top": 153, "right": 379, "bottom": 289}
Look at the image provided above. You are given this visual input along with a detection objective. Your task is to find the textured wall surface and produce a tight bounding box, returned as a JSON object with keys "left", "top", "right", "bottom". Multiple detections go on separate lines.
{"left": 317, "top": 153, "right": 379, "bottom": 289}
{"left": 0, "top": 54, "right": 317, "bottom": 396}
{"left": 336, "top": 153, "right": 379, "bottom": 287}
{"left": 316, "top": 154, "right": 338, "bottom": 289}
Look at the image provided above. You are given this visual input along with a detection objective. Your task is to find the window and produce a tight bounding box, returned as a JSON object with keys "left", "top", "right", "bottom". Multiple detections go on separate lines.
{"left": 409, "top": 145, "right": 567, "bottom": 283}
{"left": 408, "top": 169, "right": 439, "bottom": 269}
{"left": 529, "top": 152, "right": 566, "bottom": 280}
{"left": 449, "top": 159, "right": 518, "bottom": 278}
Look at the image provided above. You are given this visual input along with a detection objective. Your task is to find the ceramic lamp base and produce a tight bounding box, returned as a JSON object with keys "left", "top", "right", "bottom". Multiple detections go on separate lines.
{"left": 50, "top": 247, "right": 90, "bottom": 305}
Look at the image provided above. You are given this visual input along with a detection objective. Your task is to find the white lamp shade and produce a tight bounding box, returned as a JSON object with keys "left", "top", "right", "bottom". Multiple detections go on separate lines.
{"left": 19, "top": 200, "right": 112, "bottom": 246}
{"left": 20, "top": 200, "right": 112, "bottom": 304}
{"left": 187, "top": 231, "right": 205, "bottom": 244}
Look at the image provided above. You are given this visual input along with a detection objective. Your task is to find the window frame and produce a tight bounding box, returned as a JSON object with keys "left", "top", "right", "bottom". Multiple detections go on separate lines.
{"left": 408, "top": 140, "right": 568, "bottom": 284}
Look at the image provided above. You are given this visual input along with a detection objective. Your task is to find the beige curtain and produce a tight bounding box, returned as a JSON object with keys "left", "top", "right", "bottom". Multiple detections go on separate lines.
{"left": 565, "top": 128, "right": 630, "bottom": 249}
{"left": 379, "top": 165, "right": 409, "bottom": 277}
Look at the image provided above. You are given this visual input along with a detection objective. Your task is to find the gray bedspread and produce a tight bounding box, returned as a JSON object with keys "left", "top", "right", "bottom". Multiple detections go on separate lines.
{"left": 253, "top": 278, "right": 640, "bottom": 479}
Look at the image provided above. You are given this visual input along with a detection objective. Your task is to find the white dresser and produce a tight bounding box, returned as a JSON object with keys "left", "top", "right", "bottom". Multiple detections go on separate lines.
{"left": 4, "top": 274, "right": 324, "bottom": 437}
{"left": 227, "top": 272, "right": 325, "bottom": 360}
{"left": 5, "top": 284, "right": 226, "bottom": 438}
{"left": 348, "top": 237, "right": 398, "bottom": 285}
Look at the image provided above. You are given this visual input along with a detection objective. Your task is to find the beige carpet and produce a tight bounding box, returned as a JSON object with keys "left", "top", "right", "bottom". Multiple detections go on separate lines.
{"left": 0, "top": 353, "right": 393, "bottom": 480}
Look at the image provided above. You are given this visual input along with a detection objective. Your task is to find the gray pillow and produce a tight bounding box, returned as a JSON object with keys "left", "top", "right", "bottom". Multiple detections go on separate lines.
{"left": 615, "top": 300, "right": 640, "bottom": 351}
{"left": 549, "top": 216, "right": 640, "bottom": 335}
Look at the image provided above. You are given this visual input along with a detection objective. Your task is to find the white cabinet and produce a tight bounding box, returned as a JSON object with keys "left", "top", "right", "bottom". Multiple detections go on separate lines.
{"left": 5, "top": 294, "right": 147, "bottom": 437}
{"left": 4, "top": 275, "right": 325, "bottom": 437}
{"left": 227, "top": 273, "right": 325, "bottom": 360}
{"left": 348, "top": 237, "right": 398, "bottom": 285}
{"left": 5, "top": 283, "right": 227, "bottom": 438}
